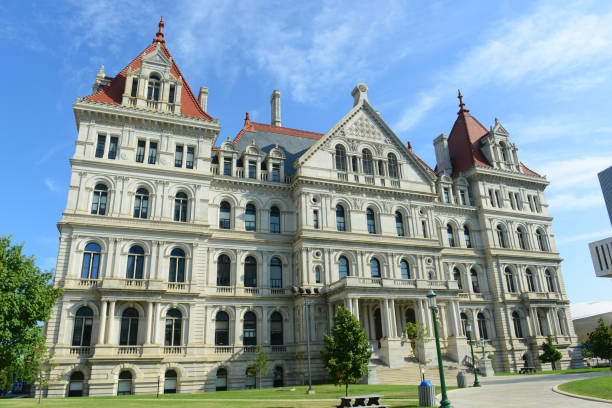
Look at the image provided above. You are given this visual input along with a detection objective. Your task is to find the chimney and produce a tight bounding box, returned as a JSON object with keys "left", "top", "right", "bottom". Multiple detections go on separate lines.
{"left": 433, "top": 133, "right": 453, "bottom": 175}
{"left": 198, "top": 87, "right": 209, "bottom": 112}
{"left": 270, "top": 90, "right": 281, "bottom": 127}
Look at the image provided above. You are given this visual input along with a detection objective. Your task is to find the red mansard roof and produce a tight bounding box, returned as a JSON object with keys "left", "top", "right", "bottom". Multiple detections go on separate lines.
{"left": 233, "top": 113, "right": 324, "bottom": 143}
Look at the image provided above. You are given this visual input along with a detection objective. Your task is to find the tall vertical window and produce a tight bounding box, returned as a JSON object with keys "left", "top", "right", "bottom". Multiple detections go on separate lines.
{"left": 108, "top": 136, "right": 118, "bottom": 159}
{"left": 271, "top": 164, "right": 281, "bottom": 182}
{"left": 489, "top": 189, "right": 496, "bottom": 207}
{"left": 219, "top": 201, "right": 231, "bottom": 229}
{"left": 243, "top": 311, "right": 257, "bottom": 346}
{"left": 147, "top": 74, "right": 161, "bottom": 100}
{"left": 119, "top": 308, "right": 139, "bottom": 345}
{"left": 370, "top": 258, "right": 381, "bottom": 278}
{"left": 545, "top": 270, "right": 555, "bottom": 292}
{"left": 273, "top": 366, "right": 284, "bottom": 388}
{"left": 464, "top": 225, "right": 472, "bottom": 248}
{"left": 215, "top": 312, "right": 229, "bottom": 345}
{"left": 460, "top": 313, "right": 468, "bottom": 336}
{"left": 338, "top": 256, "right": 349, "bottom": 279}
{"left": 512, "top": 311, "right": 523, "bottom": 338}
{"left": 477, "top": 313, "right": 489, "bottom": 339}
{"left": 495, "top": 190, "right": 503, "bottom": 208}
{"left": 459, "top": 190, "right": 467, "bottom": 205}
{"left": 68, "top": 372, "right": 85, "bottom": 397}
{"left": 168, "top": 248, "right": 185, "bottom": 282}
{"left": 351, "top": 156, "right": 359, "bottom": 172}
{"left": 443, "top": 188, "right": 451, "bottom": 203}
{"left": 270, "top": 206, "right": 280, "bottom": 233}
{"left": 91, "top": 184, "right": 108, "bottom": 215}
{"left": 148, "top": 142, "right": 157, "bottom": 164}
{"left": 313, "top": 210, "right": 319, "bottom": 229}
{"left": 336, "top": 205, "right": 346, "bottom": 231}
{"left": 248, "top": 161, "right": 256, "bottom": 179}
{"left": 536, "top": 229, "right": 547, "bottom": 251}
{"left": 126, "top": 245, "right": 145, "bottom": 279}
{"left": 453, "top": 268, "right": 462, "bottom": 290}
{"left": 130, "top": 78, "right": 138, "bottom": 97}
{"left": 164, "top": 370, "right": 177, "bottom": 394}
{"left": 81, "top": 243, "right": 101, "bottom": 279}
{"left": 395, "top": 212, "right": 404, "bottom": 236}
{"left": 95, "top": 134, "right": 106, "bottom": 158}
{"left": 244, "top": 256, "right": 257, "bottom": 287}
{"left": 406, "top": 309, "right": 416, "bottom": 324}
{"left": 400, "top": 260, "right": 410, "bottom": 279}
{"left": 388, "top": 153, "right": 399, "bottom": 178}
{"left": 525, "top": 269, "right": 535, "bottom": 292}
{"left": 215, "top": 368, "right": 228, "bottom": 391}
{"left": 133, "top": 188, "right": 149, "bottom": 219}
{"left": 186, "top": 146, "right": 194, "bottom": 169}
{"left": 422, "top": 220, "right": 428, "bottom": 238}
{"left": 447, "top": 224, "right": 455, "bottom": 247}
{"left": 362, "top": 149, "right": 373, "bottom": 175}
{"left": 377, "top": 160, "right": 385, "bottom": 176}
{"left": 168, "top": 85, "right": 176, "bottom": 104}
{"left": 217, "top": 255, "right": 231, "bottom": 286}
{"left": 517, "top": 227, "right": 528, "bottom": 250}
{"left": 165, "top": 309, "right": 182, "bottom": 346}
{"left": 72, "top": 307, "right": 93, "bottom": 346}
{"left": 496, "top": 225, "right": 508, "bottom": 248}
{"left": 315, "top": 266, "right": 321, "bottom": 283}
{"left": 270, "top": 312, "right": 283, "bottom": 345}
{"left": 245, "top": 204, "right": 257, "bottom": 231}
{"left": 223, "top": 158, "right": 232, "bottom": 176}
{"left": 471, "top": 269, "right": 480, "bottom": 293}
{"left": 136, "top": 140, "right": 146, "bottom": 163}
{"left": 175, "top": 145, "right": 184, "bottom": 167}
{"left": 174, "top": 192, "right": 188, "bottom": 222}
{"left": 505, "top": 268, "right": 516, "bottom": 293}
{"left": 270, "top": 257, "right": 282, "bottom": 288}
{"left": 117, "top": 371, "right": 133, "bottom": 395}
{"left": 366, "top": 208, "right": 376, "bottom": 234}
{"left": 335, "top": 145, "right": 347, "bottom": 171}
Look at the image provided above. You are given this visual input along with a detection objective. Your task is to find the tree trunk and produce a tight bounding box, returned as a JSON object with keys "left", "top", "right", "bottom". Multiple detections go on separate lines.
{"left": 345, "top": 382, "right": 349, "bottom": 397}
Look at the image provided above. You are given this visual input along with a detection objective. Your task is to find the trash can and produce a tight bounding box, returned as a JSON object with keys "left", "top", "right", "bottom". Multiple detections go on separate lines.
{"left": 418, "top": 380, "right": 436, "bottom": 407}
{"left": 457, "top": 371, "right": 467, "bottom": 388}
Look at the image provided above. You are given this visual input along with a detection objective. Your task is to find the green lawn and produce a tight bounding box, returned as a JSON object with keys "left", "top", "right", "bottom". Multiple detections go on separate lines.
{"left": 495, "top": 367, "right": 611, "bottom": 376}
{"left": 558, "top": 375, "right": 612, "bottom": 400}
{"left": 0, "top": 384, "right": 446, "bottom": 408}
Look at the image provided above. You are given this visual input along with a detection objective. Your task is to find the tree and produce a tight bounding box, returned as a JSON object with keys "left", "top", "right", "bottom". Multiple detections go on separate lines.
{"left": 538, "top": 335, "right": 562, "bottom": 370}
{"left": 321, "top": 307, "right": 371, "bottom": 397}
{"left": 401, "top": 321, "right": 430, "bottom": 379}
{"left": 587, "top": 318, "right": 612, "bottom": 370}
{"left": 0, "top": 236, "right": 62, "bottom": 390}
{"left": 249, "top": 344, "right": 269, "bottom": 389}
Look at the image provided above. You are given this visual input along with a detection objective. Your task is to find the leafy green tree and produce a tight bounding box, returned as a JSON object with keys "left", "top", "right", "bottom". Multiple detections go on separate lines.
{"left": 321, "top": 306, "right": 371, "bottom": 397}
{"left": 587, "top": 318, "right": 612, "bottom": 370}
{"left": 0, "top": 236, "right": 62, "bottom": 389}
{"left": 248, "top": 344, "right": 270, "bottom": 389}
{"left": 538, "top": 335, "right": 562, "bottom": 370}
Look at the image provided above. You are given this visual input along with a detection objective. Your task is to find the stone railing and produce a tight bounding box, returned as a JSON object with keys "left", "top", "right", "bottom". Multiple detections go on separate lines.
{"left": 208, "top": 286, "right": 290, "bottom": 297}
{"left": 69, "top": 346, "right": 92, "bottom": 357}
{"left": 209, "top": 165, "right": 291, "bottom": 184}
{"left": 519, "top": 292, "right": 560, "bottom": 302}
{"left": 328, "top": 276, "right": 459, "bottom": 291}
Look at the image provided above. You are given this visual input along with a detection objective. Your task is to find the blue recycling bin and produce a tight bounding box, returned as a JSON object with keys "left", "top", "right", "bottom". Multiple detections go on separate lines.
{"left": 418, "top": 380, "right": 436, "bottom": 406}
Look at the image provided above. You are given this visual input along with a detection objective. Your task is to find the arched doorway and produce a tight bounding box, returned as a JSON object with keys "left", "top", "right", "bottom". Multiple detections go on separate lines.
{"left": 164, "top": 370, "right": 177, "bottom": 394}
{"left": 67, "top": 371, "right": 84, "bottom": 397}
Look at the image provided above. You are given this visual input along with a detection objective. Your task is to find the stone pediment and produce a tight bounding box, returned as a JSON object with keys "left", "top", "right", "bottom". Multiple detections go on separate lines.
{"left": 490, "top": 118, "right": 509, "bottom": 137}
{"left": 141, "top": 45, "right": 173, "bottom": 76}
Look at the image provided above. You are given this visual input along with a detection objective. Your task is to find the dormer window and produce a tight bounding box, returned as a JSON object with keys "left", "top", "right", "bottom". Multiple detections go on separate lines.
{"left": 130, "top": 78, "right": 138, "bottom": 98}
{"left": 169, "top": 85, "right": 176, "bottom": 104}
{"left": 271, "top": 164, "right": 280, "bottom": 182}
{"left": 147, "top": 74, "right": 161, "bottom": 101}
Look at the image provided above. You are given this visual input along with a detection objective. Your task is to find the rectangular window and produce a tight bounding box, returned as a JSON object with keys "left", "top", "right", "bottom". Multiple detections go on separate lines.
{"left": 313, "top": 210, "right": 319, "bottom": 229}
{"left": 131, "top": 78, "right": 138, "bottom": 97}
{"left": 459, "top": 190, "right": 466, "bottom": 205}
{"left": 108, "top": 136, "right": 118, "bottom": 159}
{"left": 175, "top": 145, "right": 183, "bottom": 167}
{"left": 509, "top": 192, "right": 516, "bottom": 209}
{"left": 223, "top": 158, "right": 232, "bottom": 176}
{"left": 443, "top": 188, "right": 450, "bottom": 203}
{"left": 489, "top": 189, "right": 496, "bottom": 207}
{"left": 534, "top": 196, "right": 542, "bottom": 213}
{"left": 248, "top": 161, "right": 256, "bottom": 179}
{"left": 422, "top": 220, "right": 428, "bottom": 238}
{"left": 186, "top": 146, "right": 194, "bottom": 169}
{"left": 516, "top": 194, "right": 523, "bottom": 210}
{"left": 351, "top": 156, "right": 359, "bottom": 172}
{"left": 95, "top": 134, "right": 106, "bottom": 158}
{"left": 169, "top": 85, "right": 175, "bottom": 104}
{"left": 148, "top": 142, "right": 158, "bottom": 164}
{"left": 271, "top": 164, "right": 280, "bottom": 182}
{"left": 495, "top": 190, "right": 503, "bottom": 208}
{"left": 378, "top": 160, "right": 385, "bottom": 176}
{"left": 136, "top": 140, "right": 146, "bottom": 163}
{"left": 528, "top": 195, "right": 535, "bottom": 212}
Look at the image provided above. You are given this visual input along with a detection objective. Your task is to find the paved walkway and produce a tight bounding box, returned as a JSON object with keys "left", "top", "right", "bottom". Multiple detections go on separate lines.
{"left": 448, "top": 371, "right": 612, "bottom": 407}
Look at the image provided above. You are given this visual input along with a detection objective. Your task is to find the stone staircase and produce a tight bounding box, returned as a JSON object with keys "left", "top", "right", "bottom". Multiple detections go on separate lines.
{"left": 371, "top": 358, "right": 467, "bottom": 385}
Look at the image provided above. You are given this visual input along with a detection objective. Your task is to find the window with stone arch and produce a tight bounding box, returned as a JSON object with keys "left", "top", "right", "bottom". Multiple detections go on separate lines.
{"left": 315, "top": 265, "right": 321, "bottom": 283}
{"left": 388, "top": 153, "right": 399, "bottom": 178}
{"left": 370, "top": 258, "right": 381, "bottom": 278}
{"left": 217, "top": 254, "right": 231, "bottom": 286}
{"left": 517, "top": 226, "right": 528, "bottom": 250}
{"left": 270, "top": 206, "right": 281, "bottom": 233}
{"left": 335, "top": 144, "right": 347, "bottom": 171}
{"left": 557, "top": 310, "right": 568, "bottom": 335}
{"left": 447, "top": 224, "right": 456, "bottom": 247}
{"left": 453, "top": 268, "right": 462, "bottom": 290}
{"left": 362, "top": 149, "right": 374, "bottom": 175}
{"left": 536, "top": 228, "right": 548, "bottom": 251}
{"left": 72, "top": 306, "right": 93, "bottom": 347}
{"left": 164, "top": 370, "right": 177, "bottom": 394}
{"left": 147, "top": 73, "right": 161, "bottom": 101}
{"left": 126, "top": 245, "right": 145, "bottom": 279}
{"left": 460, "top": 312, "right": 468, "bottom": 336}
{"left": 215, "top": 311, "right": 230, "bottom": 346}
{"left": 117, "top": 371, "right": 133, "bottom": 395}
{"left": 119, "top": 308, "right": 139, "bottom": 346}
{"left": 464, "top": 225, "right": 472, "bottom": 248}
{"left": 219, "top": 201, "right": 231, "bottom": 229}
{"left": 243, "top": 311, "right": 257, "bottom": 346}
{"left": 68, "top": 371, "right": 85, "bottom": 397}
{"left": 366, "top": 208, "right": 376, "bottom": 234}
{"left": 336, "top": 204, "right": 346, "bottom": 231}
{"left": 400, "top": 260, "right": 410, "bottom": 279}
{"left": 496, "top": 224, "right": 508, "bottom": 248}
{"left": 215, "top": 367, "right": 228, "bottom": 391}
{"left": 165, "top": 309, "right": 182, "bottom": 346}
{"left": 245, "top": 203, "right": 257, "bottom": 231}
{"left": 133, "top": 188, "right": 150, "bottom": 219}
{"left": 81, "top": 242, "right": 101, "bottom": 280}
{"left": 244, "top": 256, "right": 257, "bottom": 288}
{"left": 270, "top": 257, "right": 282, "bottom": 288}
{"left": 174, "top": 192, "right": 188, "bottom": 222}
{"left": 499, "top": 141, "right": 510, "bottom": 163}
{"left": 505, "top": 267, "right": 516, "bottom": 293}
{"left": 512, "top": 311, "right": 523, "bottom": 338}
{"left": 470, "top": 268, "right": 481, "bottom": 293}
{"left": 270, "top": 311, "right": 283, "bottom": 345}
{"left": 91, "top": 183, "right": 109, "bottom": 215}
{"left": 477, "top": 312, "right": 489, "bottom": 339}
{"left": 168, "top": 248, "right": 185, "bottom": 283}
{"left": 525, "top": 268, "right": 536, "bottom": 292}
{"left": 395, "top": 211, "right": 405, "bottom": 236}
{"left": 545, "top": 270, "right": 555, "bottom": 292}
{"left": 338, "top": 256, "right": 349, "bottom": 279}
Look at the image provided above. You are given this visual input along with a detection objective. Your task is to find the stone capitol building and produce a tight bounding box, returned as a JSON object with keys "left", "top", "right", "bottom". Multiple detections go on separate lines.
{"left": 44, "top": 19, "right": 582, "bottom": 397}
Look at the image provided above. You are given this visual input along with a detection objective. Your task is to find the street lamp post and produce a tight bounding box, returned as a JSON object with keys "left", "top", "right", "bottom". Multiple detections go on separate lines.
{"left": 305, "top": 301, "right": 315, "bottom": 395}
{"left": 465, "top": 321, "right": 481, "bottom": 387}
{"left": 427, "top": 289, "right": 452, "bottom": 408}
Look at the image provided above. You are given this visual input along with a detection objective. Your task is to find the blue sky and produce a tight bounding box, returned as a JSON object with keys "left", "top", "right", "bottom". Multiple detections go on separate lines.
{"left": 1, "top": 0, "right": 611, "bottom": 305}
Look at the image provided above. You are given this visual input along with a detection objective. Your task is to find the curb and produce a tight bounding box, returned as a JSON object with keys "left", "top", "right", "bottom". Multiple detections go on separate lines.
{"left": 552, "top": 383, "right": 612, "bottom": 405}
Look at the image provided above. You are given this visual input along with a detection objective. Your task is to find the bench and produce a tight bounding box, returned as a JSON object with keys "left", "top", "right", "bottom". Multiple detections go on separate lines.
{"left": 337, "top": 394, "right": 388, "bottom": 408}
{"left": 519, "top": 367, "right": 536, "bottom": 374}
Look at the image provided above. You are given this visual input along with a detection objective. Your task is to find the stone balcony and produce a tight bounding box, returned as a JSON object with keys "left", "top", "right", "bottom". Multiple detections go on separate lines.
{"left": 64, "top": 278, "right": 195, "bottom": 294}
{"left": 519, "top": 291, "right": 561, "bottom": 302}
{"left": 204, "top": 286, "right": 290, "bottom": 297}
{"left": 327, "top": 276, "right": 460, "bottom": 292}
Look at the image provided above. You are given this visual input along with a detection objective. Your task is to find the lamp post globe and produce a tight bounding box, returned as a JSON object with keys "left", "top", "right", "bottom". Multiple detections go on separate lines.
{"left": 427, "top": 289, "right": 452, "bottom": 408}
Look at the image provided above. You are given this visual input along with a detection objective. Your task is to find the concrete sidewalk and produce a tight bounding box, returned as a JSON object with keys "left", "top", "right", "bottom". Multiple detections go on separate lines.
{"left": 447, "top": 371, "right": 612, "bottom": 407}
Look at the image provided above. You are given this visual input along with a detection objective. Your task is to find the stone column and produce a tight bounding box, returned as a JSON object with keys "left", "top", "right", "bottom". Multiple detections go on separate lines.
{"left": 234, "top": 307, "right": 242, "bottom": 345}
{"left": 353, "top": 298, "right": 360, "bottom": 320}
{"left": 98, "top": 300, "right": 107, "bottom": 344}
{"left": 145, "top": 301, "right": 153, "bottom": 344}
{"left": 381, "top": 299, "right": 389, "bottom": 338}
{"left": 153, "top": 302, "right": 160, "bottom": 344}
{"left": 107, "top": 300, "right": 116, "bottom": 344}
{"left": 346, "top": 297, "right": 353, "bottom": 314}
{"left": 262, "top": 306, "right": 269, "bottom": 344}
{"left": 388, "top": 299, "right": 397, "bottom": 338}
{"left": 439, "top": 304, "right": 448, "bottom": 340}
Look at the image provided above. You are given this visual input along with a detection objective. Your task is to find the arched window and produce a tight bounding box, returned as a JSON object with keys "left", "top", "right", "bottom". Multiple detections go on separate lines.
{"left": 517, "top": 227, "right": 528, "bottom": 250}
{"left": 245, "top": 367, "right": 256, "bottom": 389}
{"left": 119, "top": 308, "right": 139, "bottom": 346}
{"left": 558, "top": 311, "right": 567, "bottom": 335}
{"left": 366, "top": 208, "right": 376, "bottom": 234}
{"left": 147, "top": 74, "right": 161, "bottom": 101}
{"left": 536, "top": 229, "right": 547, "bottom": 251}
{"left": 215, "top": 367, "right": 228, "bottom": 391}
{"left": 243, "top": 311, "right": 257, "bottom": 346}
{"left": 270, "top": 206, "right": 281, "bottom": 233}
{"left": 72, "top": 307, "right": 93, "bottom": 347}
{"left": 165, "top": 309, "right": 182, "bottom": 346}
{"left": 505, "top": 268, "right": 516, "bottom": 293}
{"left": 270, "top": 257, "right": 282, "bottom": 288}
{"left": 464, "top": 226, "right": 472, "bottom": 248}
{"left": 335, "top": 145, "right": 347, "bottom": 171}
{"left": 388, "top": 153, "right": 399, "bottom": 178}
{"left": 460, "top": 312, "right": 468, "bottom": 336}
{"left": 545, "top": 270, "right": 555, "bottom": 292}
{"left": 164, "top": 370, "right": 177, "bottom": 394}
{"left": 400, "top": 260, "right": 410, "bottom": 279}
{"left": 245, "top": 203, "right": 256, "bottom": 231}
{"left": 477, "top": 312, "right": 488, "bottom": 339}
{"left": 244, "top": 256, "right": 257, "bottom": 288}
{"left": 370, "top": 258, "right": 381, "bottom": 278}
{"left": 270, "top": 311, "right": 283, "bottom": 345}
{"left": 68, "top": 371, "right": 85, "bottom": 397}
{"left": 362, "top": 149, "right": 373, "bottom": 175}
{"left": 496, "top": 225, "right": 508, "bottom": 248}
{"left": 315, "top": 266, "right": 321, "bottom": 283}
{"left": 273, "top": 366, "right": 284, "bottom": 388}
{"left": 117, "top": 371, "right": 133, "bottom": 395}
{"left": 81, "top": 243, "right": 101, "bottom": 280}
{"left": 174, "top": 192, "right": 188, "bottom": 222}
{"left": 126, "top": 245, "right": 145, "bottom": 280}
{"left": 336, "top": 205, "right": 346, "bottom": 231}
{"left": 525, "top": 269, "right": 536, "bottom": 292}
{"left": 133, "top": 188, "right": 150, "bottom": 219}
{"left": 395, "top": 212, "right": 404, "bottom": 236}
{"left": 500, "top": 142, "right": 509, "bottom": 163}
{"left": 512, "top": 311, "right": 523, "bottom": 338}
{"left": 217, "top": 255, "right": 231, "bottom": 286}
{"left": 339, "top": 256, "right": 349, "bottom": 279}
{"left": 168, "top": 248, "right": 185, "bottom": 283}
{"left": 219, "top": 201, "right": 231, "bottom": 229}
{"left": 470, "top": 268, "right": 480, "bottom": 293}
{"left": 91, "top": 184, "right": 108, "bottom": 215}
{"left": 453, "top": 268, "right": 462, "bottom": 290}
{"left": 537, "top": 310, "right": 548, "bottom": 336}
{"left": 447, "top": 224, "right": 455, "bottom": 247}
{"left": 406, "top": 308, "right": 416, "bottom": 324}
{"left": 215, "top": 311, "right": 229, "bottom": 346}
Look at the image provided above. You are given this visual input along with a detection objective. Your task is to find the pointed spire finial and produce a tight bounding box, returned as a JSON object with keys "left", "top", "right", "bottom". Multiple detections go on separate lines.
{"left": 457, "top": 89, "right": 469, "bottom": 114}
{"left": 245, "top": 112, "right": 250, "bottom": 123}
{"left": 153, "top": 16, "right": 165, "bottom": 44}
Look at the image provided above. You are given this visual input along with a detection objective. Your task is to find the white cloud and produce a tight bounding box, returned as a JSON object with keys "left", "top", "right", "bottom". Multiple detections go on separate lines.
{"left": 394, "top": 93, "right": 440, "bottom": 133}
{"left": 44, "top": 178, "right": 58, "bottom": 192}
{"left": 547, "top": 192, "right": 604, "bottom": 211}
{"left": 536, "top": 155, "right": 612, "bottom": 190}
{"left": 557, "top": 229, "right": 612, "bottom": 244}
